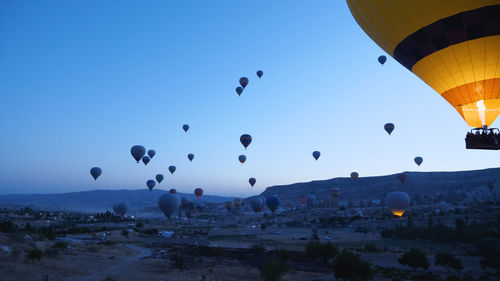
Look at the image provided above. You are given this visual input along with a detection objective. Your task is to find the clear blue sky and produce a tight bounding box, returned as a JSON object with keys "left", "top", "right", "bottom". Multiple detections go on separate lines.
{"left": 0, "top": 0, "right": 498, "bottom": 196}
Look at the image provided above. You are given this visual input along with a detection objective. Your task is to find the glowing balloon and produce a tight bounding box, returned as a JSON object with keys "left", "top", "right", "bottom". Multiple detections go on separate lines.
{"left": 384, "top": 191, "right": 410, "bottom": 217}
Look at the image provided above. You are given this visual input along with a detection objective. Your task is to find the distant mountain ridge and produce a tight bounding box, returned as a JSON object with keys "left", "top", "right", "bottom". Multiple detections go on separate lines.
{"left": 0, "top": 189, "right": 234, "bottom": 213}
{"left": 261, "top": 167, "right": 500, "bottom": 204}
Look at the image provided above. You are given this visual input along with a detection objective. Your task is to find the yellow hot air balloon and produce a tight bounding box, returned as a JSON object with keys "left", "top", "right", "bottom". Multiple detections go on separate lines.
{"left": 347, "top": 1, "right": 500, "bottom": 128}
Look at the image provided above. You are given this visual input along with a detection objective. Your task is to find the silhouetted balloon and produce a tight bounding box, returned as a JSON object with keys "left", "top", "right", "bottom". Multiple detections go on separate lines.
{"left": 384, "top": 191, "right": 410, "bottom": 217}
{"left": 300, "top": 195, "right": 307, "bottom": 206}
{"left": 156, "top": 174, "right": 164, "bottom": 184}
{"left": 236, "top": 87, "right": 243, "bottom": 96}
{"left": 312, "top": 151, "right": 321, "bottom": 161}
{"left": 158, "top": 193, "right": 180, "bottom": 219}
{"left": 146, "top": 180, "right": 156, "bottom": 191}
{"left": 331, "top": 188, "right": 341, "bottom": 200}
{"left": 414, "top": 156, "right": 423, "bottom": 166}
{"left": 238, "top": 155, "right": 246, "bottom": 164}
{"left": 169, "top": 188, "right": 177, "bottom": 194}
{"left": 351, "top": 172, "right": 359, "bottom": 181}
{"left": 233, "top": 198, "right": 242, "bottom": 208}
{"left": 112, "top": 202, "right": 128, "bottom": 216}
{"left": 306, "top": 195, "right": 316, "bottom": 208}
{"left": 266, "top": 194, "right": 280, "bottom": 213}
{"left": 398, "top": 173, "right": 407, "bottom": 184}
{"left": 384, "top": 123, "right": 395, "bottom": 135}
{"left": 225, "top": 201, "right": 233, "bottom": 212}
{"left": 249, "top": 177, "right": 256, "bottom": 187}
{"left": 240, "top": 134, "right": 252, "bottom": 149}
{"left": 90, "top": 167, "right": 102, "bottom": 180}
{"left": 250, "top": 196, "right": 265, "bottom": 213}
{"left": 194, "top": 188, "right": 203, "bottom": 199}
{"left": 142, "top": 156, "right": 151, "bottom": 166}
{"left": 256, "top": 70, "right": 263, "bottom": 78}
{"left": 378, "top": 55, "right": 387, "bottom": 65}
{"left": 183, "top": 124, "right": 189, "bottom": 132}
{"left": 147, "top": 149, "right": 156, "bottom": 159}
{"left": 130, "top": 145, "right": 146, "bottom": 163}
{"left": 239, "top": 77, "right": 249, "bottom": 88}
{"left": 169, "top": 166, "right": 176, "bottom": 174}
{"left": 188, "top": 153, "right": 194, "bottom": 162}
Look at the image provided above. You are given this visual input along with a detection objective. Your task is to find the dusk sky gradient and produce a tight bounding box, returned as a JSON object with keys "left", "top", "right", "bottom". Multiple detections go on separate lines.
{"left": 0, "top": 0, "right": 498, "bottom": 197}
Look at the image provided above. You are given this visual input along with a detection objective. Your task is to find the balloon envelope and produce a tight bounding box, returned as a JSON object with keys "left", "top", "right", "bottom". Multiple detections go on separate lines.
{"left": 384, "top": 123, "right": 395, "bottom": 135}
{"left": 351, "top": 172, "right": 359, "bottom": 181}
{"left": 233, "top": 198, "right": 242, "bottom": 208}
{"left": 194, "top": 188, "right": 203, "bottom": 199}
{"left": 147, "top": 149, "right": 156, "bottom": 158}
{"left": 90, "top": 167, "right": 102, "bottom": 180}
{"left": 256, "top": 70, "right": 263, "bottom": 78}
{"left": 347, "top": 1, "right": 500, "bottom": 128}
{"left": 225, "top": 201, "right": 233, "bottom": 211}
{"left": 238, "top": 155, "right": 246, "bottom": 164}
{"left": 239, "top": 77, "right": 249, "bottom": 88}
{"left": 312, "top": 151, "right": 321, "bottom": 161}
{"left": 168, "top": 166, "right": 176, "bottom": 174}
{"left": 378, "top": 55, "right": 387, "bottom": 65}
{"left": 158, "top": 194, "right": 180, "bottom": 219}
{"left": 183, "top": 124, "right": 189, "bottom": 132}
{"left": 250, "top": 196, "right": 265, "bottom": 213}
{"left": 169, "top": 188, "right": 177, "bottom": 194}
{"left": 236, "top": 87, "right": 243, "bottom": 96}
{"left": 240, "top": 134, "right": 252, "bottom": 149}
{"left": 266, "top": 195, "right": 280, "bottom": 213}
{"left": 249, "top": 177, "right": 256, "bottom": 187}
{"left": 130, "top": 145, "right": 146, "bottom": 163}
{"left": 414, "top": 156, "right": 423, "bottom": 166}
{"left": 156, "top": 174, "right": 164, "bottom": 183}
{"left": 331, "top": 188, "right": 341, "bottom": 199}
{"left": 112, "top": 202, "right": 128, "bottom": 216}
{"left": 146, "top": 180, "right": 156, "bottom": 191}
{"left": 188, "top": 153, "right": 194, "bottom": 162}
{"left": 385, "top": 191, "right": 410, "bottom": 217}
{"left": 398, "top": 173, "right": 407, "bottom": 184}
{"left": 142, "top": 156, "right": 151, "bottom": 166}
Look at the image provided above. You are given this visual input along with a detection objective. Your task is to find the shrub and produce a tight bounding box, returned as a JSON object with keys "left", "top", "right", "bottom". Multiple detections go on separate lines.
{"left": 435, "top": 252, "right": 463, "bottom": 272}
{"left": 51, "top": 241, "right": 68, "bottom": 249}
{"left": 306, "top": 241, "right": 339, "bottom": 264}
{"left": 27, "top": 248, "right": 43, "bottom": 263}
{"left": 398, "top": 248, "right": 429, "bottom": 271}
{"left": 333, "top": 249, "right": 373, "bottom": 281}
{"left": 261, "top": 260, "right": 288, "bottom": 281}
{"left": 43, "top": 248, "right": 60, "bottom": 258}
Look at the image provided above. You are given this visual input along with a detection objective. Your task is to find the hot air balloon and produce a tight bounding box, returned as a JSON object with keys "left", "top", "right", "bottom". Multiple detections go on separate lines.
{"left": 239, "top": 77, "right": 249, "bottom": 88}
{"left": 414, "top": 156, "right": 423, "bottom": 166}
{"left": 130, "top": 145, "right": 146, "bottom": 163}
{"left": 249, "top": 177, "right": 256, "bottom": 187}
{"left": 384, "top": 123, "right": 395, "bottom": 135}
{"left": 384, "top": 191, "right": 410, "bottom": 217}
{"left": 236, "top": 87, "right": 243, "bottom": 96}
{"left": 183, "top": 124, "right": 189, "bottom": 132}
{"left": 331, "top": 188, "right": 341, "bottom": 200}
{"left": 240, "top": 134, "right": 252, "bottom": 149}
{"left": 398, "top": 173, "right": 407, "bottom": 184}
{"left": 188, "top": 153, "right": 194, "bottom": 162}
{"left": 112, "top": 202, "right": 128, "bottom": 216}
{"left": 306, "top": 195, "right": 316, "bottom": 208}
{"left": 90, "top": 167, "right": 102, "bottom": 180}
{"left": 250, "top": 196, "right": 265, "bottom": 213}
{"left": 351, "top": 172, "right": 359, "bottom": 181}
{"left": 169, "top": 188, "right": 177, "bottom": 194}
{"left": 168, "top": 166, "right": 176, "bottom": 174}
{"left": 147, "top": 149, "right": 156, "bottom": 158}
{"left": 181, "top": 196, "right": 189, "bottom": 207}
{"left": 142, "top": 156, "right": 151, "bottom": 166}
{"left": 256, "top": 70, "right": 263, "bottom": 78}
{"left": 146, "top": 180, "right": 156, "bottom": 191}
{"left": 312, "top": 151, "right": 321, "bottom": 161}
{"left": 347, "top": 1, "right": 500, "bottom": 140}
{"left": 225, "top": 201, "right": 233, "bottom": 212}
{"left": 194, "top": 188, "right": 203, "bottom": 199}
{"left": 158, "top": 194, "right": 180, "bottom": 219}
{"left": 233, "top": 198, "right": 242, "bottom": 208}
{"left": 238, "top": 155, "right": 247, "bottom": 164}
{"left": 299, "top": 195, "right": 307, "bottom": 206}
{"left": 378, "top": 55, "right": 387, "bottom": 65}
{"left": 266, "top": 195, "right": 280, "bottom": 214}
{"left": 156, "top": 174, "right": 164, "bottom": 184}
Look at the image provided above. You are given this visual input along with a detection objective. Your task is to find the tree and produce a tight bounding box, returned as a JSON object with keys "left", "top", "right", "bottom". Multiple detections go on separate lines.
{"left": 475, "top": 238, "right": 500, "bottom": 272}
{"left": 398, "top": 248, "right": 429, "bottom": 271}
{"left": 333, "top": 249, "right": 373, "bottom": 281}
{"left": 306, "top": 241, "right": 339, "bottom": 265}
{"left": 435, "top": 252, "right": 463, "bottom": 272}
{"left": 261, "top": 260, "right": 288, "bottom": 281}
{"left": 27, "top": 248, "right": 43, "bottom": 263}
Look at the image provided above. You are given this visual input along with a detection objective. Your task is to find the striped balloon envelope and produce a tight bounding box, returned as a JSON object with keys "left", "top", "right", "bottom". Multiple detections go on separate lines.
{"left": 347, "top": 1, "right": 500, "bottom": 128}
